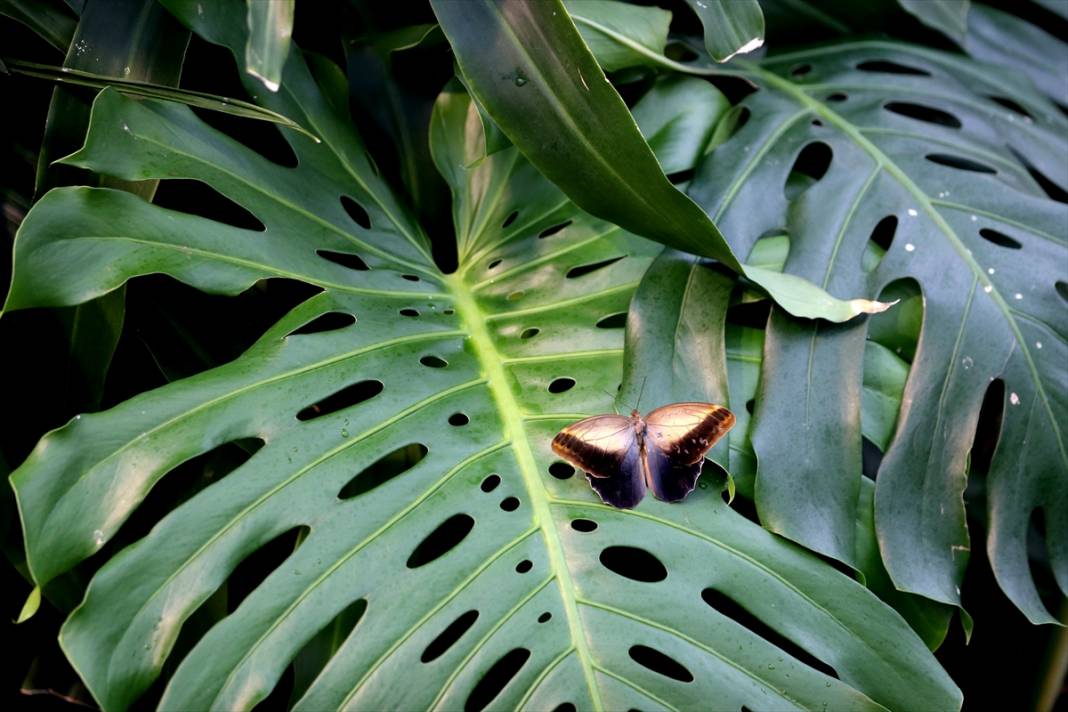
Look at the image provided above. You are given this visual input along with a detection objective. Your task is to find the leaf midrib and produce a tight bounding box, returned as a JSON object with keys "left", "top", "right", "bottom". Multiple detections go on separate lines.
{"left": 446, "top": 271, "right": 604, "bottom": 709}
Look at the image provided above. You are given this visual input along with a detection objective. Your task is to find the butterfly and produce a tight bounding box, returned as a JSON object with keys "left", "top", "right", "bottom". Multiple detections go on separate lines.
{"left": 551, "top": 403, "right": 735, "bottom": 509}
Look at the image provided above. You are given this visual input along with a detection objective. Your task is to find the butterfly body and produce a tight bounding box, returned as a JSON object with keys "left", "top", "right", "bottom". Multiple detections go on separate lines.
{"left": 552, "top": 403, "right": 735, "bottom": 509}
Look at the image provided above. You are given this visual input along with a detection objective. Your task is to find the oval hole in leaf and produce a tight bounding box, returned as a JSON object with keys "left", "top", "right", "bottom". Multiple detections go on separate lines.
{"left": 727, "top": 300, "right": 771, "bottom": 329}
{"left": 448, "top": 412, "right": 470, "bottom": 427}
{"left": 289, "top": 598, "right": 368, "bottom": 702}
{"left": 488, "top": 258, "right": 502, "bottom": 270}
{"left": 667, "top": 168, "right": 695, "bottom": 184}
{"left": 987, "top": 96, "right": 1034, "bottom": 120}
{"left": 729, "top": 494, "right": 762, "bottom": 524}
{"left": 406, "top": 513, "right": 475, "bottom": 569}
{"left": 790, "top": 63, "right": 812, "bottom": 77}
{"left": 227, "top": 525, "right": 310, "bottom": 612}
{"left": 566, "top": 255, "right": 626, "bottom": 279}
{"left": 862, "top": 436, "right": 883, "bottom": 479}
{"left": 287, "top": 311, "right": 355, "bottom": 336}
{"left": 520, "top": 327, "right": 540, "bottom": 339}
{"left": 400, "top": 308, "right": 420, "bottom": 317}
{"left": 862, "top": 215, "right": 898, "bottom": 273}
{"left": 784, "top": 142, "right": 832, "bottom": 200}
{"left": 826, "top": 92, "right": 847, "bottom": 102}
{"left": 548, "top": 377, "right": 575, "bottom": 393}
{"left": 401, "top": 274, "right": 420, "bottom": 282}
{"left": 979, "top": 228, "right": 1022, "bottom": 249}
{"left": 153, "top": 179, "right": 266, "bottom": 232}
{"left": 571, "top": 519, "right": 597, "bottom": 533}
{"left": 745, "top": 399, "right": 755, "bottom": 415}
{"left": 700, "top": 587, "right": 839, "bottom": 678}
{"left": 884, "top": 101, "right": 962, "bottom": 129}
{"left": 628, "top": 645, "right": 693, "bottom": 683}
{"left": 925, "top": 154, "right": 997, "bottom": 174}
{"left": 480, "top": 474, "right": 501, "bottom": 492}
{"left": 420, "top": 355, "right": 448, "bottom": 368}
{"left": 1012, "top": 150, "right": 1068, "bottom": 203}
{"left": 339, "top": 443, "right": 428, "bottom": 499}
{"left": 116, "top": 437, "right": 265, "bottom": 549}
{"left": 552, "top": 704, "right": 576, "bottom": 712}
{"left": 340, "top": 195, "right": 371, "bottom": 229}
{"left": 595, "top": 312, "right": 627, "bottom": 329}
{"left": 1056, "top": 281, "right": 1068, "bottom": 303}
{"left": 501, "top": 210, "right": 519, "bottom": 228}
{"left": 538, "top": 220, "right": 572, "bottom": 238}
{"left": 297, "top": 380, "right": 383, "bottom": 421}
{"left": 856, "top": 59, "right": 931, "bottom": 76}
{"left": 515, "top": 559, "right": 532, "bottom": 573}
{"left": 316, "top": 249, "right": 369, "bottom": 271}
{"left": 868, "top": 278, "right": 923, "bottom": 362}
{"left": 549, "top": 462, "right": 575, "bottom": 480}
{"left": 968, "top": 378, "right": 1005, "bottom": 477}
{"left": 464, "top": 648, "right": 531, "bottom": 712}
{"left": 599, "top": 546, "right": 667, "bottom": 582}
{"left": 537, "top": 612, "right": 552, "bottom": 623}
{"left": 420, "top": 610, "right": 479, "bottom": 664}
{"left": 191, "top": 107, "right": 299, "bottom": 167}
{"left": 499, "top": 496, "right": 520, "bottom": 512}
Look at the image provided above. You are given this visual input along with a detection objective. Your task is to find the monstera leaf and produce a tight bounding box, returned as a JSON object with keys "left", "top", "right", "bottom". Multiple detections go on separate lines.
{"left": 3, "top": 5, "right": 960, "bottom": 710}
{"left": 674, "top": 43, "right": 1066, "bottom": 621}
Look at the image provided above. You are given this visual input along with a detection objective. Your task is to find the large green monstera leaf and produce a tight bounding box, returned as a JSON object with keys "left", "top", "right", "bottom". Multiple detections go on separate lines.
{"left": 4, "top": 6, "right": 960, "bottom": 711}
{"left": 678, "top": 42, "right": 1067, "bottom": 621}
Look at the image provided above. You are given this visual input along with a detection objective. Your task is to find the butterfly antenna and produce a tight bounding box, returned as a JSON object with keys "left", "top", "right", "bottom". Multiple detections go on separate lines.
{"left": 635, "top": 376, "right": 648, "bottom": 412}
{"left": 599, "top": 387, "right": 621, "bottom": 414}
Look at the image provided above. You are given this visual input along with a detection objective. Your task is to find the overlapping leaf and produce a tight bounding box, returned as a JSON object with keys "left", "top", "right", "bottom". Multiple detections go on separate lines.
{"left": 675, "top": 42, "right": 1067, "bottom": 620}
{"left": 5, "top": 4, "right": 959, "bottom": 709}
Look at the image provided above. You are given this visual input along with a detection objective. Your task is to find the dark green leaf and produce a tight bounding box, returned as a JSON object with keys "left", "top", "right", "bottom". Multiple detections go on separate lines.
{"left": 897, "top": 0, "right": 969, "bottom": 46}
{"left": 565, "top": 0, "right": 672, "bottom": 72}
{"left": 0, "top": 0, "right": 77, "bottom": 52}
{"left": 432, "top": 0, "right": 893, "bottom": 322}
{"left": 5, "top": 59, "right": 317, "bottom": 140}
{"left": 964, "top": 4, "right": 1068, "bottom": 104}
{"left": 4, "top": 23, "right": 958, "bottom": 709}
{"left": 676, "top": 43, "right": 1067, "bottom": 620}
{"left": 684, "top": 0, "right": 766, "bottom": 62}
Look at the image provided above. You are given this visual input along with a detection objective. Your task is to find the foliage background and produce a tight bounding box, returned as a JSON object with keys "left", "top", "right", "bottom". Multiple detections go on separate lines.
{"left": 0, "top": 0, "right": 1065, "bottom": 710}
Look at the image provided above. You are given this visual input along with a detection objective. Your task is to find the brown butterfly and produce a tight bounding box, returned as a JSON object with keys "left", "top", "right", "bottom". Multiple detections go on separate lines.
{"left": 552, "top": 403, "right": 735, "bottom": 509}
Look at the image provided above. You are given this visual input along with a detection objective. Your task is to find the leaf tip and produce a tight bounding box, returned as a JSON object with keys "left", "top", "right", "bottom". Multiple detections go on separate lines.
{"left": 719, "top": 37, "right": 765, "bottom": 63}
{"left": 851, "top": 297, "right": 899, "bottom": 316}
{"left": 16, "top": 586, "right": 41, "bottom": 624}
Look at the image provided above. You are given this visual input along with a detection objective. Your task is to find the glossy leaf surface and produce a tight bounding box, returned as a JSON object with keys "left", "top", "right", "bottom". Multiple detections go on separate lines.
{"left": 684, "top": 0, "right": 765, "bottom": 62}
{"left": 432, "top": 0, "right": 895, "bottom": 322}
{"left": 6, "top": 9, "right": 959, "bottom": 709}
{"left": 665, "top": 42, "right": 1068, "bottom": 619}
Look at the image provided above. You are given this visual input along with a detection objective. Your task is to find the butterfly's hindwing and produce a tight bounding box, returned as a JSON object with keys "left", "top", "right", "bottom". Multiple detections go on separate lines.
{"left": 643, "top": 441, "right": 703, "bottom": 503}
{"left": 586, "top": 444, "right": 646, "bottom": 509}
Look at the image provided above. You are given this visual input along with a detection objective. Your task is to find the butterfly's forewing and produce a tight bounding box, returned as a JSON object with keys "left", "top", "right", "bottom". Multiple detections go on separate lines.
{"left": 552, "top": 415, "right": 647, "bottom": 508}
{"left": 642, "top": 403, "right": 735, "bottom": 502}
